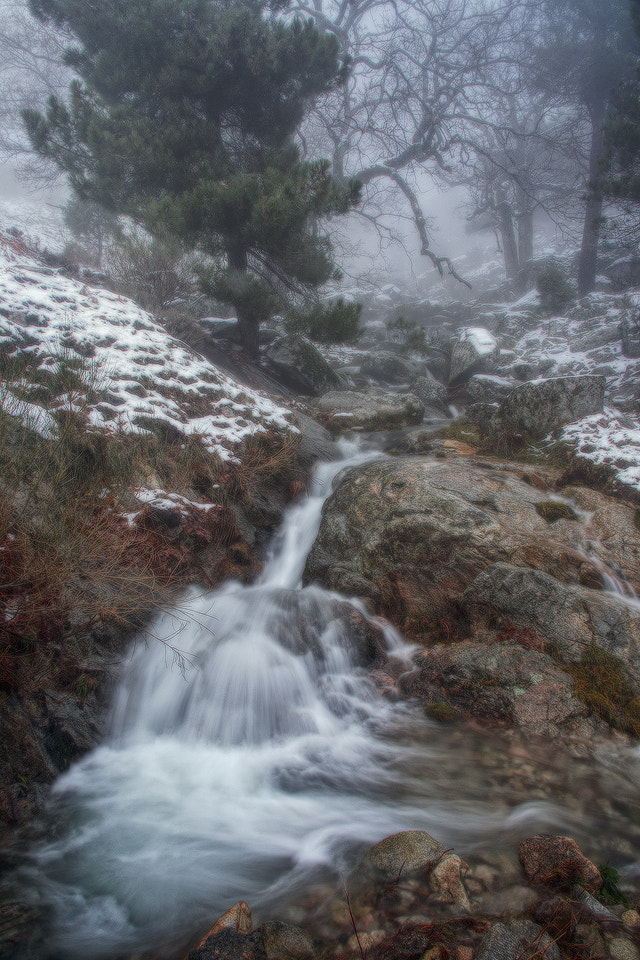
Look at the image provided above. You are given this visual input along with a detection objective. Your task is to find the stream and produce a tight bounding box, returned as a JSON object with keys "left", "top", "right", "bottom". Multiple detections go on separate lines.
{"left": 8, "top": 441, "right": 640, "bottom": 959}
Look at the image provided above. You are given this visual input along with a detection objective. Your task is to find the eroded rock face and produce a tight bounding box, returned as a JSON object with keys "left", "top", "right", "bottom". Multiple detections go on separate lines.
{"left": 463, "top": 563, "right": 640, "bottom": 678}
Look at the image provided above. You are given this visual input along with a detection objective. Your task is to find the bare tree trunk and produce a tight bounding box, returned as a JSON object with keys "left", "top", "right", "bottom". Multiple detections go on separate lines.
{"left": 228, "top": 250, "right": 261, "bottom": 359}
{"left": 497, "top": 198, "right": 519, "bottom": 279}
{"left": 578, "top": 104, "right": 606, "bottom": 297}
{"left": 517, "top": 209, "right": 534, "bottom": 266}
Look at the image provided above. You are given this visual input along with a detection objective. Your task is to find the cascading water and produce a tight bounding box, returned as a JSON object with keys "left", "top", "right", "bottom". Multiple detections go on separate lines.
{"left": 9, "top": 443, "right": 640, "bottom": 959}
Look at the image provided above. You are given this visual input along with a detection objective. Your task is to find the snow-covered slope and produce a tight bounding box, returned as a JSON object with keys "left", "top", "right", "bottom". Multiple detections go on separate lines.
{"left": 0, "top": 233, "right": 293, "bottom": 461}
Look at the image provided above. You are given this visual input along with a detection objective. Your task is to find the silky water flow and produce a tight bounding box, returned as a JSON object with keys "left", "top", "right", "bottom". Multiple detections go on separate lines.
{"left": 10, "top": 442, "right": 640, "bottom": 959}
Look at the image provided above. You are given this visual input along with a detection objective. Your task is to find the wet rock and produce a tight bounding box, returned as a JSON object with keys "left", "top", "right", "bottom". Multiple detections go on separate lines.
{"left": 429, "top": 854, "right": 472, "bottom": 910}
{"left": 197, "top": 902, "right": 253, "bottom": 943}
{"left": 518, "top": 836, "right": 602, "bottom": 892}
{"left": 475, "top": 919, "right": 560, "bottom": 960}
{"left": 360, "top": 350, "right": 424, "bottom": 384}
{"left": 463, "top": 563, "right": 640, "bottom": 678}
{"left": 532, "top": 894, "right": 579, "bottom": 939}
{"left": 305, "top": 456, "right": 635, "bottom": 642}
{"left": 264, "top": 335, "right": 342, "bottom": 396}
{"left": 493, "top": 375, "right": 605, "bottom": 437}
{"left": 261, "top": 920, "right": 315, "bottom": 960}
{"left": 402, "top": 641, "right": 587, "bottom": 737}
{"left": 449, "top": 328, "right": 500, "bottom": 384}
{"left": 315, "top": 390, "right": 425, "bottom": 430}
{"left": 362, "top": 830, "right": 447, "bottom": 882}
{"left": 573, "top": 923, "right": 608, "bottom": 958}
{"left": 0, "top": 901, "right": 47, "bottom": 960}
{"left": 571, "top": 885, "right": 617, "bottom": 921}
{"left": 292, "top": 412, "right": 340, "bottom": 469}
{"left": 188, "top": 928, "right": 266, "bottom": 960}
{"left": 255, "top": 588, "right": 388, "bottom": 667}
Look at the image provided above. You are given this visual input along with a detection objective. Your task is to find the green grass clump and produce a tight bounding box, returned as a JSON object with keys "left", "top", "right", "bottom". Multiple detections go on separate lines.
{"left": 597, "top": 861, "right": 626, "bottom": 904}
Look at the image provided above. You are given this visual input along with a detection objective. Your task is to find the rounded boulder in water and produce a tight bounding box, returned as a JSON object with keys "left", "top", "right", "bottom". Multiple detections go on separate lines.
{"left": 361, "top": 830, "right": 448, "bottom": 882}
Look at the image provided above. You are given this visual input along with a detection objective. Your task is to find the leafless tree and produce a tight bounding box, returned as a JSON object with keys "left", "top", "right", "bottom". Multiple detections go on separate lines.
{"left": 0, "top": 0, "right": 70, "bottom": 182}
{"left": 293, "top": 0, "right": 532, "bottom": 284}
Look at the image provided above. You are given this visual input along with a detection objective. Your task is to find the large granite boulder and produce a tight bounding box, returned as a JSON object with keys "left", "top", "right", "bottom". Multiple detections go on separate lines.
{"left": 304, "top": 453, "right": 640, "bottom": 737}
{"left": 492, "top": 375, "right": 605, "bottom": 437}
{"left": 315, "top": 390, "right": 425, "bottom": 430}
{"left": 461, "top": 374, "right": 517, "bottom": 405}
{"left": 360, "top": 350, "right": 424, "bottom": 384}
{"left": 449, "top": 327, "right": 500, "bottom": 384}
{"left": 304, "top": 453, "right": 640, "bottom": 652}
{"left": 263, "top": 335, "right": 342, "bottom": 396}
{"left": 408, "top": 376, "right": 450, "bottom": 412}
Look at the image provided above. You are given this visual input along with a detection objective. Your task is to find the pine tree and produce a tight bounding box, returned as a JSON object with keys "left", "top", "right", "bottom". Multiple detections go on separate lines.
{"left": 24, "top": 0, "right": 360, "bottom": 354}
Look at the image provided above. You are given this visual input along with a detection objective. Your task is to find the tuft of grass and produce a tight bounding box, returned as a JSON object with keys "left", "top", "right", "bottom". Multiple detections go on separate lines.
{"left": 597, "top": 861, "right": 626, "bottom": 905}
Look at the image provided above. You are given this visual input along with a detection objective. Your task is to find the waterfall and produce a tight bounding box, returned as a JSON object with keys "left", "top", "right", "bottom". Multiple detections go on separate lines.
{"left": 12, "top": 444, "right": 586, "bottom": 960}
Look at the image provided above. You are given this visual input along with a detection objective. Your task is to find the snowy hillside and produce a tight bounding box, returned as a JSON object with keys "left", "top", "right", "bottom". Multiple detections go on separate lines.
{"left": 0, "top": 232, "right": 294, "bottom": 462}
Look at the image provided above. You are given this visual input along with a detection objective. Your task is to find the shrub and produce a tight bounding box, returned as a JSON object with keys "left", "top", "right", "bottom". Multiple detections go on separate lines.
{"left": 536, "top": 262, "right": 576, "bottom": 314}
{"left": 285, "top": 298, "right": 362, "bottom": 343}
{"left": 105, "top": 229, "right": 200, "bottom": 313}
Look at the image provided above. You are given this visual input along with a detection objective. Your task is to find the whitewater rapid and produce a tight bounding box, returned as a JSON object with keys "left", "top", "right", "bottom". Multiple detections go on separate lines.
{"left": 11, "top": 442, "right": 630, "bottom": 959}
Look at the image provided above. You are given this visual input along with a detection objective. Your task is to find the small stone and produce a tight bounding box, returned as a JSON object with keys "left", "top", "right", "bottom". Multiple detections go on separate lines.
{"left": 363, "top": 830, "right": 448, "bottom": 882}
{"left": 571, "top": 884, "right": 617, "bottom": 921}
{"left": 608, "top": 938, "right": 640, "bottom": 960}
{"left": 622, "top": 909, "right": 640, "bottom": 929}
{"left": 454, "top": 948, "right": 474, "bottom": 960}
{"left": 347, "top": 932, "right": 374, "bottom": 953}
{"left": 476, "top": 919, "right": 560, "bottom": 960}
{"left": 429, "top": 854, "right": 472, "bottom": 911}
{"left": 518, "top": 835, "right": 602, "bottom": 892}
{"left": 573, "top": 924, "right": 607, "bottom": 959}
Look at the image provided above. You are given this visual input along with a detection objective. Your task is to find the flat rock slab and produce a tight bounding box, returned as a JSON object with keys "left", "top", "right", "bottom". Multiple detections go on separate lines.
{"left": 315, "top": 390, "right": 425, "bottom": 430}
